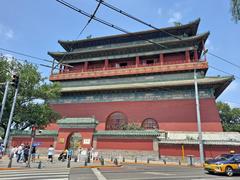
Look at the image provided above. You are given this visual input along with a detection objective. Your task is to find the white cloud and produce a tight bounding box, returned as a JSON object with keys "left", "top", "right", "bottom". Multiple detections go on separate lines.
{"left": 5, "top": 29, "right": 14, "bottom": 39}
{"left": 168, "top": 11, "right": 182, "bottom": 24}
{"left": 157, "top": 8, "right": 162, "bottom": 16}
{"left": 0, "top": 24, "right": 14, "bottom": 39}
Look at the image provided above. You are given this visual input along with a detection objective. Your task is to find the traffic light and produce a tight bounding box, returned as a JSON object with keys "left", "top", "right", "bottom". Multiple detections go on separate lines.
{"left": 12, "top": 75, "right": 19, "bottom": 88}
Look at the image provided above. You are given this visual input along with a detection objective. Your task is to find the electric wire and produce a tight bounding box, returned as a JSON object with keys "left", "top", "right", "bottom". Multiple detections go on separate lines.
{"left": 208, "top": 51, "right": 240, "bottom": 70}
{"left": 0, "top": 47, "right": 52, "bottom": 63}
{"left": 0, "top": 53, "right": 60, "bottom": 70}
{"left": 56, "top": 1, "right": 240, "bottom": 85}
{"left": 56, "top": 0, "right": 167, "bottom": 48}
{"left": 95, "top": 0, "right": 240, "bottom": 72}
{"left": 53, "top": 0, "right": 103, "bottom": 70}
{"left": 95, "top": 0, "right": 181, "bottom": 40}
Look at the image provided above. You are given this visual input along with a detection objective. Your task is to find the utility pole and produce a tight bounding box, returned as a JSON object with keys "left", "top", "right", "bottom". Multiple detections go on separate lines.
{"left": 3, "top": 75, "right": 19, "bottom": 151}
{"left": 194, "top": 69, "right": 204, "bottom": 164}
{"left": 0, "top": 81, "right": 9, "bottom": 124}
{"left": 27, "top": 125, "right": 36, "bottom": 168}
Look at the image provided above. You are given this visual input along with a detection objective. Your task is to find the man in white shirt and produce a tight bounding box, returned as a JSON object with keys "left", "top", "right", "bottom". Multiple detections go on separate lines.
{"left": 48, "top": 145, "right": 54, "bottom": 163}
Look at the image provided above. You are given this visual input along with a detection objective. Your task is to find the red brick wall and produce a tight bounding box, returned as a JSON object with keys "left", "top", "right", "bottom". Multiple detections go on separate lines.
{"left": 159, "top": 144, "right": 240, "bottom": 158}
{"left": 50, "top": 98, "right": 223, "bottom": 132}
{"left": 96, "top": 138, "right": 153, "bottom": 151}
{"left": 56, "top": 128, "right": 94, "bottom": 151}
{"left": 11, "top": 137, "right": 55, "bottom": 148}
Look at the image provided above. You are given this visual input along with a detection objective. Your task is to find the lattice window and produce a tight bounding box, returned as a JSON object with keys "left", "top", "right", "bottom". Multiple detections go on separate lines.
{"left": 141, "top": 118, "right": 159, "bottom": 129}
{"left": 106, "top": 112, "right": 128, "bottom": 130}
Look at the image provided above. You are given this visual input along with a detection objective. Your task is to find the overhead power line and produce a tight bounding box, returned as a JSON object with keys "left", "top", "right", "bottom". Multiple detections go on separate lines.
{"left": 0, "top": 47, "right": 52, "bottom": 63}
{"left": 208, "top": 51, "right": 240, "bottom": 70}
{"left": 96, "top": 0, "right": 240, "bottom": 72}
{"left": 0, "top": 54, "right": 60, "bottom": 70}
{"left": 56, "top": 0, "right": 167, "bottom": 48}
{"left": 0, "top": 47, "right": 72, "bottom": 68}
{"left": 95, "top": 0, "right": 181, "bottom": 40}
{"left": 53, "top": 0, "right": 103, "bottom": 70}
{"left": 209, "top": 65, "right": 240, "bottom": 80}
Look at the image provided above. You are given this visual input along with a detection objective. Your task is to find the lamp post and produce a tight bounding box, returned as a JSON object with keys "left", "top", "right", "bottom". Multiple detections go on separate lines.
{"left": 26, "top": 125, "right": 36, "bottom": 168}
{"left": 194, "top": 69, "right": 204, "bottom": 164}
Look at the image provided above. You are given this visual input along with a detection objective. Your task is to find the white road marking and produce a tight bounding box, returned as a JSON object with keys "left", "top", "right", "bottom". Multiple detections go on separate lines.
{"left": 92, "top": 168, "right": 107, "bottom": 180}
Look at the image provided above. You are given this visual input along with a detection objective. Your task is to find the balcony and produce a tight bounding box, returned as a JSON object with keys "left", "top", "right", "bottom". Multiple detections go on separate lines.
{"left": 49, "top": 61, "right": 208, "bottom": 81}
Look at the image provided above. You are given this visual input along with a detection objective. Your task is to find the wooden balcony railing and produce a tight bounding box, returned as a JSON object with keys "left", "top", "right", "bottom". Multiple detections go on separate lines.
{"left": 49, "top": 61, "right": 208, "bottom": 81}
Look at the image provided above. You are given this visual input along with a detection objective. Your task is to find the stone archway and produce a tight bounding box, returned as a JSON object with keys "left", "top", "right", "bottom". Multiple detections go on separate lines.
{"left": 66, "top": 132, "right": 82, "bottom": 154}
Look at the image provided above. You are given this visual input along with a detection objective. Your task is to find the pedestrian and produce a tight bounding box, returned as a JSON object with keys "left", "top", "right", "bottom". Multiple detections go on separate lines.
{"left": 67, "top": 148, "right": 73, "bottom": 160}
{"left": 31, "top": 146, "right": 36, "bottom": 162}
{"left": 23, "top": 145, "right": 30, "bottom": 163}
{"left": 16, "top": 144, "right": 24, "bottom": 163}
{"left": 48, "top": 145, "right": 54, "bottom": 163}
{"left": 0, "top": 144, "right": 4, "bottom": 159}
{"left": 78, "top": 147, "right": 82, "bottom": 162}
{"left": 9, "top": 146, "right": 17, "bottom": 159}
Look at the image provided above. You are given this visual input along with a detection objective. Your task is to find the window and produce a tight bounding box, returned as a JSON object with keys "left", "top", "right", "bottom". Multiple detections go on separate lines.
{"left": 106, "top": 112, "right": 128, "bottom": 130}
{"left": 141, "top": 118, "right": 159, "bottom": 129}
{"left": 119, "top": 62, "right": 128, "bottom": 67}
{"left": 146, "top": 60, "right": 154, "bottom": 64}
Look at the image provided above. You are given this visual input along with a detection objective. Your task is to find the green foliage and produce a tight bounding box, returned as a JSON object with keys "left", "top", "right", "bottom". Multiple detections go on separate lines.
{"left": 231, "top": 0, "right": 240, "bottom": 23}
{"left": 120, "top": 123, "right": 144, "bottom": 130}
{"left": 0, "top": 56, "right": 61, "bottom": 137}
{"left": 217, "top": 101, "right": 240, "bottom": 132}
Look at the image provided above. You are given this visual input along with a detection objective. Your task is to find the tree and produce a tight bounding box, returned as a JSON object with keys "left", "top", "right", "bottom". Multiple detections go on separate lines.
{"left": 120, "top": 123, "right": 144, "bottom": 130}
{"left": 217, "top": 101, "right": 240, "bottom": 132}
{"left": 0, "top": 56, "right": 60, "bottom": 137}
{"left": 231, "top": 0, "right": 240, "bottom": 23}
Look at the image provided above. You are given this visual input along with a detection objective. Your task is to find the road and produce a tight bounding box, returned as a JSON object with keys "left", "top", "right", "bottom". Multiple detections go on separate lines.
{"left": 70, "top": 164, "right": 240, "bottom": 180}
{"left": 0, "top": 164, "right": 240, "bottom": 179}
{"left": 0, "top": 167, "right": 69, "bottom": 180}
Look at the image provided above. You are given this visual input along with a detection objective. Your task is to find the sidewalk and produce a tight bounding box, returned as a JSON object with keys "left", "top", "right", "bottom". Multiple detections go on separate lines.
{"left": 0, "top": 155, "right": 116, "bottom": 170}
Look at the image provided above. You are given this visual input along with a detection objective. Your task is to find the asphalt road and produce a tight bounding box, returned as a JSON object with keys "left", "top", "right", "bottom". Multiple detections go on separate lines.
{"left": 70, "top": 164, "right": 240, "bottom": 180}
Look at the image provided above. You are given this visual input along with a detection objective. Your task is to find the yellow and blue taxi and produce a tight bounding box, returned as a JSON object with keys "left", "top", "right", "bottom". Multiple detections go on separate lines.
{"left": 204, "top": 153, "right": 240, "bottom": 176}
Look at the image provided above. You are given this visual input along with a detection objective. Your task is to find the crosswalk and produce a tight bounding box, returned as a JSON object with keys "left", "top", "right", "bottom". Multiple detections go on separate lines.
{"left": 0, "top": 168, "right": 70, "bottom": 180}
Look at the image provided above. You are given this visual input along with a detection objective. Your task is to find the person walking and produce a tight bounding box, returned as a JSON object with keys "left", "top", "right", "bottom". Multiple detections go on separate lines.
{"left": 48, "top": 145, "right": 54, "bottom": 163}
{"left": 16, "top": 144, "right": 24, "bottom": 163}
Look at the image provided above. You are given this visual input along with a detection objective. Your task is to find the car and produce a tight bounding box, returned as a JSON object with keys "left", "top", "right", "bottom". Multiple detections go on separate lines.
{"left": 204, "top": 153, "right": 240, "bottom": 176}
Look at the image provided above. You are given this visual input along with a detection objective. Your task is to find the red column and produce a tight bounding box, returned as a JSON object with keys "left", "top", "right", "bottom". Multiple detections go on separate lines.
{"left": 159, "top": 54, "right": 164, "bottom": 65}
{"left": 185, "top": 50, "right": 190, "bottom": 63}
{"left": 136, "top": 56, "right": 140, "bottom": 67}
{"left": 104, "top": 59, "right": 109, "bottom": 69}
{"left": 194, "top": 49, "right": 198, "bottom": 62}
{"left": 84, "top": 61, "right": 88, "bottom": 71}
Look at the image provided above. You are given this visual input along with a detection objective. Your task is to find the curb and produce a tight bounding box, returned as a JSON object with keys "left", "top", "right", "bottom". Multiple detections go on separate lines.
{"left": 119, "top": 162, "right": 203, "bottom": 168}
{"left": 0, "top": 168, "right": 25, "bottom": 170}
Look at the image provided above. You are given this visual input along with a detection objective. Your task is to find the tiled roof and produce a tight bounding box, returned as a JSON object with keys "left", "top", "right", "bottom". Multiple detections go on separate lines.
{"left": 94, "top": 130, "right": 163, "bottom": 136}
{"left": 57, "top": 117, "right": 98, "bottom": 124}
{"left": 10, "top": 130, "right": 58, "bottom": 136}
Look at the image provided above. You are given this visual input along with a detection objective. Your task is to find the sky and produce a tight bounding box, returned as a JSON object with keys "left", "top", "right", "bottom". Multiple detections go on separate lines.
{"left": 0, "top": 0, "right": 239, "bottom": 107}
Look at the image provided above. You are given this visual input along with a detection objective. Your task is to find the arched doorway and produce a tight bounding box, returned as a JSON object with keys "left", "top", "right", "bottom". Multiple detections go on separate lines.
{"left": 105, "top": 112, "right": 128, "bottom": 130}
{"left": 141, "top": 118, "right": 159, "bottom": 129}
{"left": 66, "top": 132, "right": 82, "bottom": 154}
